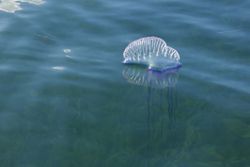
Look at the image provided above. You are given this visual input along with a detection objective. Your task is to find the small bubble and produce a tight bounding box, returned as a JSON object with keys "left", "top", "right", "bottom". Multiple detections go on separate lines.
{"left": 51, "top": 66, "right": 65, "bottom": 71}
{"left": 63, "top": 49, "right": 71, "bottom": 54}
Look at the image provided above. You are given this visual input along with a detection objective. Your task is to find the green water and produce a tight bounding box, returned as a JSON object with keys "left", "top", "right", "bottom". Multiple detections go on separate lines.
{"left": 0, "top": 0, "right": 250, "bottom": 166}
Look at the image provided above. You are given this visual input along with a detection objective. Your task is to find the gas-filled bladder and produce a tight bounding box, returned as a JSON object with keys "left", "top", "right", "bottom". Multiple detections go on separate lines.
{"left": 123, "top": 36, "right": 181, "bottom": 72}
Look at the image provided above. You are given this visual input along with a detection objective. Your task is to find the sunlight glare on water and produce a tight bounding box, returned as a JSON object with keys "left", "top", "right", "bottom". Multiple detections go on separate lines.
{"left": 0, "top": 0, "right": 44, "bottom": 13}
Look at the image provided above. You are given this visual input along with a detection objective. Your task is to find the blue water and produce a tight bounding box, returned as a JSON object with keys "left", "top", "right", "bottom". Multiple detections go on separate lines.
{"left": 0, "top": 0, "right": 250, "bottom": 166}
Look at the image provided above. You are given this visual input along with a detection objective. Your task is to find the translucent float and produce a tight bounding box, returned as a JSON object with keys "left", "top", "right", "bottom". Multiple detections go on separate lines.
{"left": 123, "top": 36, "right": 181, "bottom": 72}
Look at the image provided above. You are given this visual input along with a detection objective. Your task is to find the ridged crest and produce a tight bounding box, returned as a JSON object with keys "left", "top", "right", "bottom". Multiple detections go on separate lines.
{"left": 123, "top": 37, "right": 180, "bottom": 71}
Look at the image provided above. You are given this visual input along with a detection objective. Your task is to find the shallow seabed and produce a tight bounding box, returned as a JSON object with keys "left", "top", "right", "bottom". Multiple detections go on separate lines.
{"left": 0, "top": 0, "right": 250, "bottom": 167}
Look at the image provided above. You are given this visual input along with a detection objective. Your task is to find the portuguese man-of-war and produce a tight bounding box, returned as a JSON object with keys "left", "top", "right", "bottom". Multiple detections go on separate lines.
{"left": 123, "top": 36, "right": 181, "bottom": 72}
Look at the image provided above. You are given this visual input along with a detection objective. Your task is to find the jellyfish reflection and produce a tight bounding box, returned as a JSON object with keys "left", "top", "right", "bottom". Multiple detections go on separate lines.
{"left": 122, "top": 65, "right": 179, "bottom": 125}
{"left": 122, "top": 65, "right": 181, "bottom": 166}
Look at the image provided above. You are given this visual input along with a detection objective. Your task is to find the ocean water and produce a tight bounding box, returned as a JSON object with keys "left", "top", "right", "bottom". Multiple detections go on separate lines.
{"left": 0, "top": 0, "right": 250, "bottom": 166}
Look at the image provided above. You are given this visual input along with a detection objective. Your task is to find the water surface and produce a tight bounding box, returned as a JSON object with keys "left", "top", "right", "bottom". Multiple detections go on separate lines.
{"left": 0, "top": 0, "right": 250, "bottom": 166}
